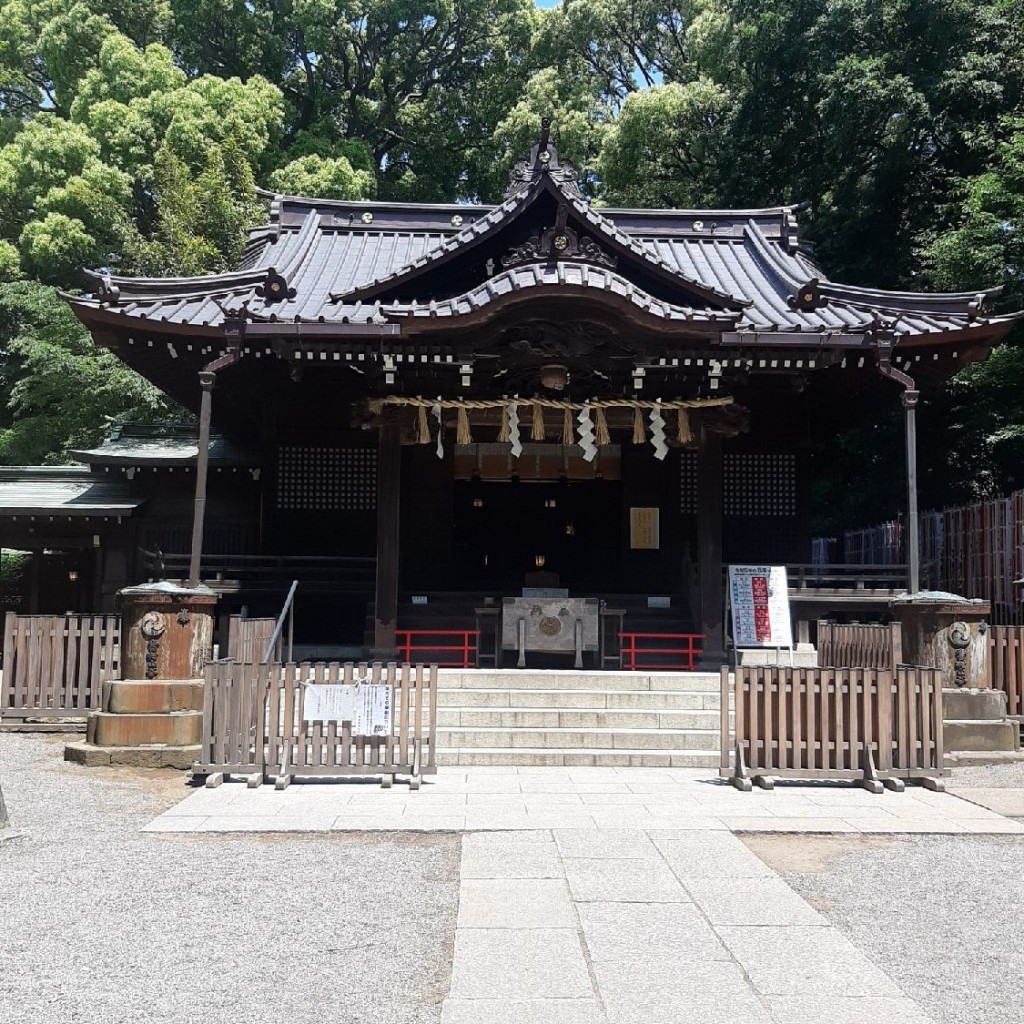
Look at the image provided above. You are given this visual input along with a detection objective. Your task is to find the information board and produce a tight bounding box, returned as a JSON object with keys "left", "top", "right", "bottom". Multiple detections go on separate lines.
{"left": 727, "top": 565, "right": 793, "bottom": 649}
{"left": 303, "top": 681, "right": 392, "bottom": 737}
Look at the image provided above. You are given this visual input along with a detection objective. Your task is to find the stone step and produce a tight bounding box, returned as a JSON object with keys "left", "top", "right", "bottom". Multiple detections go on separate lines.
{"left": 943, "top": 719, "right": 1021, "bottom": 753}
{"left": 88, "top": 710, "right": 203, "bottom": 748}
{"left": 436, "top": 670, "right": 721, "bottom": 692}
{"left": 437, "top": 708, "right": 724, "bottom": 730}
{"left": 436, "top": 688, "right": 722, "bottom": 710}
{"left": 436, "top": 726, "right": 719, "bottom": 751}
{"left": 945, "top": 749, "right": 1024, "bottom": 767}
{"left": 435, "top": 748, "right": 719, "bottom": 768}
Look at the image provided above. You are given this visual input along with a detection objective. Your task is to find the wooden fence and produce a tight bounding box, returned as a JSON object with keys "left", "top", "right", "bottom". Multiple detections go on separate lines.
{"left": 225, "top": 616, "right": 277, "bottom": 663}
{"left": 720, "top": 665, "right": 946, "bottom": 791}
{"left": 1, "top": 613, "right": 120, "bottom": 726}
{"left": 820, "top": 488, "right": 1024, "bottom": 626}
{"left": 990, "top": 625, "right": 1024, "bottom": 718}
{"left": 816, "top": 621, "right": 902, "bottom": 671}
{"left": 193, "top": 660, "right": 438, "bottom": 788}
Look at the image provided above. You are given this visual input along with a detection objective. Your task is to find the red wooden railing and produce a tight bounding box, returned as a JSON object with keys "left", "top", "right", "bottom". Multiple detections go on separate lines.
{"left": 620, "top": 632, "right": 703, "bottom": 671}
{"left": 396, "top": 629, "right": 479, "bottom": 669}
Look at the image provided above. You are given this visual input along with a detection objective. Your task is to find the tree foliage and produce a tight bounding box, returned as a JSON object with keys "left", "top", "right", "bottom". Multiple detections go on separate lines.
{"left": 0, "top": 0, "right": 1020, "bottom": 524}
{"left": 0, "top": 281, "right": 183, "bottom": 463}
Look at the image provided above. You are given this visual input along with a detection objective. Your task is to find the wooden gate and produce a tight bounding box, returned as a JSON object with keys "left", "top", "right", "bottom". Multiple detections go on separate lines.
{"left": 225, "top": 616, "right": 278, "bottom": 663}
{"left": 1, "top": 613, "right": 120, "bottom": 726}
{"left": 193, "top": 660, "right": 438, "bottom": 788}
{"left": 721, "top": 665, "right": 946, "bottom": 791}
{"left": 989, "top": 625, "right": 1024, "bottom": 718}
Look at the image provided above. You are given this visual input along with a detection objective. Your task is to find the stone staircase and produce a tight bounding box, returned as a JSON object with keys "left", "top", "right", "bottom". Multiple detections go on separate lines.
{"left": 434, "top": 669, "right": 724, "bottom": 767}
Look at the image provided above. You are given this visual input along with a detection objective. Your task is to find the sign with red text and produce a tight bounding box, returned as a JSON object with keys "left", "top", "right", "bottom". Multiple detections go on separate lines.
{"left": 728, "top": 565, "right": 793, "bottom": 648}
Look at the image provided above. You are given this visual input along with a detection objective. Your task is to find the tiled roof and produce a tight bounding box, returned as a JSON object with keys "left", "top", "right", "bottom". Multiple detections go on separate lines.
{"left": 0, "top": 468, "right": 141, "bottom": 517}
{"left": 384, "top": 262, "right": 740, "bottom": 325}
{"left": 64, "top": 177, "right": 1019, "bottom": 342}
{"left": 71, "top": 427, "right": 257, "bottom": 467}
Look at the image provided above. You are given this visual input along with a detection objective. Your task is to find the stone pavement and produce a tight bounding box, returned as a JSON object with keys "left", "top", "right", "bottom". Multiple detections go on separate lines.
{"left": 144, "top": 765, "right": 1024, "bottom": 835}
{"left": 143, "top": 768, "right": 1024, "bottom": 1024}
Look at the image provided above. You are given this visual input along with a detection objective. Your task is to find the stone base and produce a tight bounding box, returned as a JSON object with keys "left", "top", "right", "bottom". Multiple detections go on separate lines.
{"left": 64, "top": 741, "right": 200, "bottom": 770}
{"left": 103, "top": 678, "right": 203, "bottom": 714}
{"left": 944, "top": 719, "right": 1021, "bottom": 752}
{"left": 945, "top": 749, "right": 1024, "bottom": 768}
{"left": 88, "top": 710, "right": 203, "bottom": 747}
{"left": 736, "top": 646, "right": 818, "bottom": 668}
{"left": 943, "top": 688, "right": 1008, "bottom": 721}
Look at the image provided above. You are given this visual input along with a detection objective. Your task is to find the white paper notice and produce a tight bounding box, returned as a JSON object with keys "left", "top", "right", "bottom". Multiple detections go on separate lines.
{"left": 728, "top": 565, "right": 793, "bottom": 649}
{"left": 303, "top": 683, "right": 356, "bottom": 724}
{"left": 352, "top": 683, "right": 394, "bottom": 737}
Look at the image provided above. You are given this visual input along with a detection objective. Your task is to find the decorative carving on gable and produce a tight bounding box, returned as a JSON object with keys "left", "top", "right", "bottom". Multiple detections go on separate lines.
{"left": 500, "top": 203, "right": 617, "bottom": 270}
{"left": 505, "top": 117, "right": 587, "bottom": 202}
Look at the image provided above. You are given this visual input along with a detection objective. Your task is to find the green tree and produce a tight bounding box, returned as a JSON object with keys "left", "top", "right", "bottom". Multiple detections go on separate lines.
{"left": 0, "top": 281, "right": 183, "bottom": 464}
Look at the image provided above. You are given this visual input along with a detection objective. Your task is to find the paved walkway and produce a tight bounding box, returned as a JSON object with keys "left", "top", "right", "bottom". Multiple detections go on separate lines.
{"left": 145, "top": 766, "right": 1024, "bottom": 835}
{"left": 145, "top": 767, "right": 1024, "bottom": 1022}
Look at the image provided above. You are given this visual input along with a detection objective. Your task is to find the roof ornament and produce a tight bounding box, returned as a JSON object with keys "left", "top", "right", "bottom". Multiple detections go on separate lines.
{"left": 968, "top": 293, "right": 987, "bottom": 322}
{"left": 787, "top": 278, "right": 829, "bottom": 312}
{"left": 96, "top": 275, "right": 120, "bottom": 305}
{"left": 257, "top": 268, "right": 297, "bottom": 303}
{"left": 505, "top": 116, "right": 586, "bottom": 201}
{"left": 501, "top": 203, "right": 617, "bottom": 269}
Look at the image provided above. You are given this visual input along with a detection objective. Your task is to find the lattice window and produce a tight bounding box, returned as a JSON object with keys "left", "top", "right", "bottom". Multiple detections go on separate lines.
{"left": 724, "top": 453, "right": 797, "bottom": 517}
{"left": 276, "top": 446, "right": 377, "bottom": 511}
{"left": 679, "top": 451, "right": 698, "bottom": 514}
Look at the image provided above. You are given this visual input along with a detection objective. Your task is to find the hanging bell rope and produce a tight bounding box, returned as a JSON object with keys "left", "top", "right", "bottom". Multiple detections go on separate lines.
{"left": 677, "top": 407, "right": 693, "bottom": 445}
{"left": 531, "top": 403, "right": 545, "bottom": 441}
{"left": 457, "top": 407, "right": 472, "bottom": 445}
{"left": 632, "top": 407, "right": 645, "bottom": 445}
{"left": 561, "top": 408, "right": 574, "bottom": 444}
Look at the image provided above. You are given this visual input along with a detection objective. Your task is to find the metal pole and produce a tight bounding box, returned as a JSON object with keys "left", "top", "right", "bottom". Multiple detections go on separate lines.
{"left": 187, "top": 370, "right": 216, "bottom": 586}
{"left": 903, "top": 389, "right": 921, "bottom": 594}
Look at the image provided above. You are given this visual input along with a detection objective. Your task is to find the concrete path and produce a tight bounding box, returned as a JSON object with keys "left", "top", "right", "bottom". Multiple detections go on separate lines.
{"left": 442, "top": 828, "right": 933, "bottom": 1024}
{"left": 145, "top": 766, "right": 1024, "bottom": 835}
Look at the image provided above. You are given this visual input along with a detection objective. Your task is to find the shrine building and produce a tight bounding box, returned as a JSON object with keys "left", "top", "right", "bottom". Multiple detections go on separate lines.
{"left": 3, "top": 123, "right": 1020, "bottom": 668}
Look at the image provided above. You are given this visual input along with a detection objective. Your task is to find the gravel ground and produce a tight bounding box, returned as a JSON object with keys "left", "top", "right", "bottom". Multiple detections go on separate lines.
{"left": 950, "top": 761, "right": 1024, "bottom": 788}
{"left": 747, "top": 832, "right": 1024, "bottom": 1024}
{"left": 0, "top": 733, "right": 459, "bottom": 1024}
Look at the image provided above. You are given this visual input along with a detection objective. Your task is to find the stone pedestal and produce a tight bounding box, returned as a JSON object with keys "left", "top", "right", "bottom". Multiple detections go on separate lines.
{"left": 891, "top": 591, "right": 1021, "bottom": 762}
{"left": 65, "top": 582, "right": 217, "bottom": 770}
{"left": 890, "top": 592, "right": 990, "bottom": 689}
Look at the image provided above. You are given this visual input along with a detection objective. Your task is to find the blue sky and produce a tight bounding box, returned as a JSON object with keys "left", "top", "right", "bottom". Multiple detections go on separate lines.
{"left": 534, "top": 0, "right": 561, "bottom": 7}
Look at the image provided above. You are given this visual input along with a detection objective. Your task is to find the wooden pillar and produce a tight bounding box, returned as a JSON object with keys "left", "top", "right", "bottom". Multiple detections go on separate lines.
{"left": 697, "top": 427, "right": 725, "bottom": 666}
{"left": 373, "top": 421, "right": 401, "bottom": 657}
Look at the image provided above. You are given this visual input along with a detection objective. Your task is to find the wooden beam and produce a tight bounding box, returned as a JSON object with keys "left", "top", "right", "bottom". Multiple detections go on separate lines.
{"left": 373, "top": 421, "right": 402, "bottom": 658}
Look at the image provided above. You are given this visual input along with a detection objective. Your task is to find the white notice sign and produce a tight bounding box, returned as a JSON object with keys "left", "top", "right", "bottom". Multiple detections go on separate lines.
{"left": 303, "top": 683, "right": 356, "bottom": 723}
{"left": 728, "top": 565, "right": 793, "bottom": 649}
{"left": 352, "top": 683, "right": 393, "bottom": 737}
{"left": 302, "top": 681, "right": 393, "bottom": 737}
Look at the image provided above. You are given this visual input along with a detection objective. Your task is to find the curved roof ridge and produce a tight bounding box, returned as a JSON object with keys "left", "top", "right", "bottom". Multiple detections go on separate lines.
{"left": 81, "top": 266, "right": 268, "bottom": 297}
{"left": 381, "top": 261, "right": 740, "bottom": 325}
{"left": 742, "top": 219, "right": 823, "bottom": 293}
{"left": 330, "top": 184, "right": 537, "bottom": 302}
{"left": 335, "top": 173, "right": 747, "bottom": 309}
